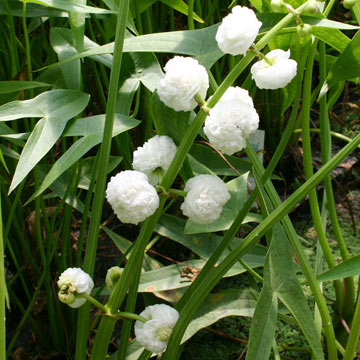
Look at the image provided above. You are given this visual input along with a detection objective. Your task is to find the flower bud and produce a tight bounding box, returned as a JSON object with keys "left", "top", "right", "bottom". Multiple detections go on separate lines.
{"left": 270, "top": 0, "right": 284, "bottom": 12}
{"left": 306, "top": 0, "right": 320, "bottom": 14}
{"left": 155, "top": 326, "right": 173, "bottom": 342}
{"left": 297, "top": 23, "right": 312, "bottom": 37}
{"left": 105, "top": 266, "right": 123, "bottom": 291}
{"left": 58, "top": 285, "right": 76, "bottom": 305}
{"left": 343, "top": 0, "right": 356, "bottom": 8}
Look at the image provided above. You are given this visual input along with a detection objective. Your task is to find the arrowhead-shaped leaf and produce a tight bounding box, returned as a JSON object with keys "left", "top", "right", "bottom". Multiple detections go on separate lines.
{"left": 0, "top": 90, "right": 90, "bottom": 192}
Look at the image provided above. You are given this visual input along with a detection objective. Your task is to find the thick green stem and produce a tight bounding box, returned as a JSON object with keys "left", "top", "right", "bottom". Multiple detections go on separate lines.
{"left": 246, "top": 144, "right": 338, "bottom": 360}
{"left": 0, "top": 190, "right": 7, "bottom": 360}
{"left": 74, "top": 0, "right": 130, "bottom": 358}
{"left": 163, "top": 132, "right": 360, "bottom": 359}
{"left": 301, "top": 40, "right": 343, "bottom": 314}
{"left": 343, "top": 294, "right": 360, "bottom": 360}
{"left": 187, "top": 0, "right": 195, "bottom": 30}
{"left": 319, "top": 41, "right": 354, "bottom": 320}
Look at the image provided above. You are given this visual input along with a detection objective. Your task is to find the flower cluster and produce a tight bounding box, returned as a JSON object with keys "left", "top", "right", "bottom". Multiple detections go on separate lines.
{"left": 132, "top": 135, "right": 177, "bottom": 185}
{"left": 204, "top": 87, "right": 259, "bottom": 155}
{"left": 251, "top": 49, "right": 297, "bottom": 89}
{"left": 157, "top": 56, "right": 209, "bottom": 112}
{"left": 57, "top": 268, "right": 94, "bottom": 308}
{"left": 181, "top": 175, "right": 230, "bottom": 224}
{"left": 106, "top": 170, "right": 159, "bottom": 225}
{"left": 215, "top": 6, "right": 262, "bottom": 56}
{"left": 135, "top": 304, "right": 179, "bottom": 354}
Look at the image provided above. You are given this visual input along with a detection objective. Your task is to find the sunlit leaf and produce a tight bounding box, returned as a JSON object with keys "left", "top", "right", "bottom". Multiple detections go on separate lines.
{"left": 0, "top": 90, "right": 89, "bottom": 192}
{"left": 317, "top": 255, "right": 360, "bottom": 282}
{"left": 0, "top": 81, "right": 51, "bottom": 95}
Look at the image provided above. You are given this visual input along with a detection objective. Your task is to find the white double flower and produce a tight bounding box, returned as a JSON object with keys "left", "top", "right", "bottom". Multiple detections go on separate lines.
{"left": 57, "top": 268, "right": 94, "bottom": 308}
{"left": 216, "top": 6, "right": 262, "bottom": 56}
{"left": 204, "top": 87, "right": 259, "bottom": 156}
{"left": 135, "top": 304, "right": 179, "bottom": 354}
{"left": 181, "top": 174, "right": 230, "bottom": 224}
{"left": 132, "top": 135, "right": 177, "bottom": 185}
{"left": 106, "top": 171, "right": 159, "bottom": 225}
{"left": 251, "top": 49, "right": 297, "bottom": 89}
{"left": 157, "top": 56, "right": 209, "bottom": 112}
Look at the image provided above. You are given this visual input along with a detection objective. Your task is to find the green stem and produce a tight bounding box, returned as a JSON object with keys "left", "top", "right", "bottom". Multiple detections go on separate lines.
{"left": 301, "top": 40, "right": 343, "bottom": 313}
{"left": 343, "top": 294, "right": 360, "bottom": 360}
{"left": 161, "top": 130, "right": 360, "bottom": 360}
{"left": 74, "top": 0, "right": 130, "bottom": 358}
{"left": 89, "top": 196, "right": 167, "bottom": 359}
{"left": 0, "top": 189, "right": 7, "bottom": 360}
{"left": 22, "top": 2, "right": 32, "bottom": 82}
{"left": 319, "top": 41, "right": 354, "bottom": 320}
{"left": 293, "top": 129, "right": 360, "bottom": 148}
{"left": 187, "top": 0, "right": 195, "bottom": 30}
{"left": 246, "top": 143, "right": 338, "bottom": 360}
{"left": 80, "top": 293, "right": 109, "bottom": 314}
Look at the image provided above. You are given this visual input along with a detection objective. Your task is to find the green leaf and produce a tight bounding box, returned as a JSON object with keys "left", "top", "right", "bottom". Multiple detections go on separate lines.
{"left": 247, "top": 287, "right": 278, "bottom": 360}
{"left": 150, "top": 92, "right": 190, "bottom": 145}
{"left": 23, "top": 0, "right": 115, "bottom": 14}
{"left": 120, "top": 52, "right": 164, "bottom": 93}
{"left": 311, "top": 27, "right": 351, "bottom": 53}
{"left": 189, "top": 143, "right": 251, "bottom": 176}
{"left": 257, "top": 13, "right": 354, "bottom": 53}
{"left": 160, "top": 0, "right": 204, "bottom": 23}
{"left": 41, "top": 25, "right": 223, "bottom": 69}
{"left": 0, "top": 0, "right": 66, "bottom": 17}
{"left": 0, "top": 90, "right": 90, "bottom": 192}
{"left": 129, "top": 0, "right": 203, "bottom": 23}
{"left": 271, "top": 226, "right": 324, "bottom": 360}
{"left": 29, "top": 114, "right": 139, "bottom": 200}
{"left": 0, "top": 148, "right": 8, "bottom": 173}
{"left": 317, "top": 255, "right": 360, "bottom": 282}
{"left": 0, "top": 81, "right": 51, "bottom": 95}
{"left": 138, "top": 258, "right": 263, "bottom": 293}
{"left": 77, "top": 156, "right": 122, "bottom": 190}
{"left": 155, "top": 214, "right": 267, "bottom": 262}
{"left": 38, "top": 165, "right": 86, "bottom": 213}
{"left": 327, "top": 30, "right": 360, "bottom": 84}
{"left": 183, "top": 289, "right": 256, "bottom": 343}
{"left": 102, "top": 227, "right": 161, "bottom": 272}
{"left": 50, "top": 28, "right": 81, "bottom": 90}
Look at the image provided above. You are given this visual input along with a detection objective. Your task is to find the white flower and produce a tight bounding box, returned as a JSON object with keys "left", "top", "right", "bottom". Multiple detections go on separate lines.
{"left": 57, "top": 268, "right": 94, "bottom": 308}
{"left": 216, "top": 6, "right": 262, "bottom": 56}
{"left": 134, "top": 304, "right": 179, "bottom": 354}
{"left": 250, "top": 49, "right": 297, "bottom": 89}
{"left": 203, "top": 87, "right": 259, "bottom": 155}
{"left": 157, "top": 56, "right": 209, "bottom": 112}
{"left": 181, "top": 175, "right": 230, "bottom": 224}
{"left": 132, "top": 135, "right": 177, "bottom": 185}
{"left": 106, "top": 171, "right": 159, "bottom": 225}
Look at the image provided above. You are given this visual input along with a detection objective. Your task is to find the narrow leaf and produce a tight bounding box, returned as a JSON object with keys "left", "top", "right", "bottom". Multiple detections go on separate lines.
{"left": 317, "top": 255, "right": 360, "bottom": 282}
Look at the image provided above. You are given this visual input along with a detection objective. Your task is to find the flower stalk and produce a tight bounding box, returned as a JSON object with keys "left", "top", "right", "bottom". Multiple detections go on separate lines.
{"left": 74, "top": 0, "right": 130, "bottom": 358}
